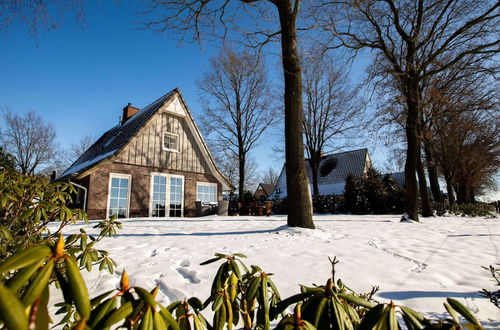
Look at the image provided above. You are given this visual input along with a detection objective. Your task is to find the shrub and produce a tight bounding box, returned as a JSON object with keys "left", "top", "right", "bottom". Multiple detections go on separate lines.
{"left": 432, "top": 201, "right": 496, "bottom": 217}
{"left": 312, "top": 194, "right": 344, "bottom": 214}
{"left": 0, "top": 169, "right": 120, "bottom": 272}
{"left": 0, "top": 242, "right": 485, "bottom": 329}
{"left": 480, "top": 264, "right": 500, "bottom": 309}
{"left": 272, "top": 197, "right": 288, "bottom": 215}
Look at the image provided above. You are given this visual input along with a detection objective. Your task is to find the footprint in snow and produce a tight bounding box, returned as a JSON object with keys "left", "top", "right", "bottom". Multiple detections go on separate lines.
{"left": 367, "top": 239, "right": 427, "bottom": 273}
{"left": 176, "top": 259, "right": 200, "bottom": 284}
{"left": 155, "top": 279, "right": 186, "bottom": 304}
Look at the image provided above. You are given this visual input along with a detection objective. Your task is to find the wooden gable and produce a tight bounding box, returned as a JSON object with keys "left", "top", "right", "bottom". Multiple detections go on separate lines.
{"left": 114, "top": 93, "right": 210, "bottom": 174}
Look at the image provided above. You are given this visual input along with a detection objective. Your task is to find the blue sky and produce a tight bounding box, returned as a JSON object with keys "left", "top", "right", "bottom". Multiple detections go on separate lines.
{"left": 0, "top": 1, "right": 391, "bottom": 177}
{"left": 0, "top": 1, "right": 292, "bottom": 174}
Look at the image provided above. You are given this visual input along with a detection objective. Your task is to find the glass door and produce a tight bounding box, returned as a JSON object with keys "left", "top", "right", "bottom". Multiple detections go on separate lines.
{"left": 151, "top": 174, "right": 184, "bottom": 217}
{"left": 108, "top": 174, "right": 130, "bottom": 218}
{"left": 151, "top": 175, "right": 167, "bottom": 217}
{"left": 169, "top": 177, "right": 183, "bottom": 217}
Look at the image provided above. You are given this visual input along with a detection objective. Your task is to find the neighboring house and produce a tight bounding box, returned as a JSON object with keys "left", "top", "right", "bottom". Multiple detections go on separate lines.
{"left": 254, "top": 183, "right": 275, "bottom": 200}
{"left": 384, "top": 172, "right": 405, "bottom": 187}
{"left": 58, "top": 89, "right": 232, "bottom": 219}
{"left": 269, "top": 148, "right": 372, "bottom": 199}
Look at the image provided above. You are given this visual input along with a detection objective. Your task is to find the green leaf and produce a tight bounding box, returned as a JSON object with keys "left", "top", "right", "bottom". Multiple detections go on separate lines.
{"left": 0, "top": 244, "right": 51, "bottom": 274}
{"left": 0, "top": 283, "right": 29, "bottom": 330}
{"left": 200, "top": 257, "right": 221, "bottom": 265}
{"left": 102, "top": 301, "right": 133, "bottom": 328}
{"left": 22, "top": 258, "right": 55, "bottom": 306}
{"left": 32, "top": 286, "right": 50, "bottom": 330}
{"left": 444, "top": 302, "right": 460, "bottom": 324}
{"left": 246, "top": 277, "right": 261, "bottom": 303}
{"left": 158, "top": 305, "right": 180, "bottom": 330}
{"left": 399, "top": 306, "right": 425, "bottom": 329}
{"left": 153, "top": 310, "right": 168, "bottom": 330}
{"left": 88, "top": 297, "right": 117, "bottom": 328}
{"left": 64, "top": 255, "right": 90, "bottom": 318}
{"left": 337, "top": 292, "right": 375, "bottom": 309}
{"left": 233, "top": 253, "right": 247, "bottom": 258}
{"left": 446, "top": 298, "right": 481, "bottom": 326}
{"left": 6, "top": 260, "right": 42, "bottom": 293}
{"left": 135, "top": 287, "right": 157, "bottom": 307}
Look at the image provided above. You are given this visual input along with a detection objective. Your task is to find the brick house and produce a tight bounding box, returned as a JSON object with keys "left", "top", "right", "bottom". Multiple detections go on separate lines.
{"left": 254, "top": 183, "right": 275, "bottom": 201}
{"left": 58, "top": 89, "right": 232, "bottom": 219}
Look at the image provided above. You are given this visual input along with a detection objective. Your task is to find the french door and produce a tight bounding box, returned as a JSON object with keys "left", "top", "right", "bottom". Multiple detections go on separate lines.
{"left": 108, "top": 173, "right": 131, "bottom": 218}
{"left": 150, "top": 173, "right": 184, "bottom": 217}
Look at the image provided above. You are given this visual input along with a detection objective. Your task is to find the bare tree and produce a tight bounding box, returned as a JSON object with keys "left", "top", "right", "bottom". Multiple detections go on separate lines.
{"left": 212, "top": 149, "right": 260, "bottom": 194}
{"left": 302, "top": 51, "right": 363, "bottom": 196}
{"left": 259, "top": 166, "right": 280, "bottom": 185}
{"left": 1, "top": 0, "right": 85, "bottom": 34}
{"left": 312, "top": 0, "right": 499, "bottom": 220}
{"left": 144, "top": 0, "right": 315, "bottom": 228}
{"left": 70, "top": 134, "right": 94, "bottom": 162}
{"left": 0, "top": 110, "right": 57, "bottom": 175}
{"left": 429, "top": 71, "right": 499, "bottom": 204}
{"left": 198, "top": 48, "right": 276, "bottom": 202}
{"left": 435, "top": 110, "right": 499, "bottom": 204}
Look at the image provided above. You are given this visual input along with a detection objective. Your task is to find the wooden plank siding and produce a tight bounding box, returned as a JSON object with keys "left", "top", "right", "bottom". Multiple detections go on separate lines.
{"left": 114, "top": 111, "right": 209, "bottom": 174}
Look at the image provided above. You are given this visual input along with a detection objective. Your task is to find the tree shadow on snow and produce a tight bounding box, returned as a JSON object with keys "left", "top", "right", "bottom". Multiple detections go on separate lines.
{"left": 115, "top": 225, "right": 289, "bottom": 237}
{"left": 379, "top": 290, "right": 481, "bottom": 300}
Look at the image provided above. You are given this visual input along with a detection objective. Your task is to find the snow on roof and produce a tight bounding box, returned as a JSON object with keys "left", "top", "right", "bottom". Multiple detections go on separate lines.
{"left": 270, "top": 148, "right": 369, "bottom": 198}
{"left": 60, "top": 149, "right": 118, "bottom": 178}
{"left": 57, "top": 90, "right": 176, "bottom": 180}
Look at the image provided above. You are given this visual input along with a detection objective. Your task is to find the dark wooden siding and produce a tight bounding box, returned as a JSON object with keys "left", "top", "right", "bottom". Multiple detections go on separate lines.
{"left": 115, "top": 111, "right": 210, "bottom": 174}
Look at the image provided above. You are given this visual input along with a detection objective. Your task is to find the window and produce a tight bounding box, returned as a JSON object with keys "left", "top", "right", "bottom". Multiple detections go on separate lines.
{"left": 107, "top": 174, "right": 131, "bottom": 218}
{"left": 150, "top": 173, "right": 184, "bottom": 217}
{"left": 162, "top": 132, "right": 178, "bottom": 152}
{"left": 197, "top": 182, "right": 217, "bottom": 204}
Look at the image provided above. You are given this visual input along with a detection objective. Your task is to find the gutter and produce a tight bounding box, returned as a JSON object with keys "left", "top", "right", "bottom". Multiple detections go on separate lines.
{"left": 68, "top": 180, "right": 87, "bottom": 211}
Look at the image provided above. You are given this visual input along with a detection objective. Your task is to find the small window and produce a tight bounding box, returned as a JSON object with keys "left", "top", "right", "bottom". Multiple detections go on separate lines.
{"left": 162, "top": 132, "right": 178, "bottom": 152}
{"left": 197, "top": 182, "right": 217, "bottom": 204}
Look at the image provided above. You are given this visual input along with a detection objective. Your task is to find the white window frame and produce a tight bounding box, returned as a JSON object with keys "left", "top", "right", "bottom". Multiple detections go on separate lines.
{"left": 162, "top": 132, "right": 179, "bottom": 152}
{"left": 196, "top": 182, "right": 218, "bottom": 204}
{"left": 106, "top": 173, "right": 132, "bottom": 219}
{"left": 149, "top": 172, "right": 185, "bottom": 217}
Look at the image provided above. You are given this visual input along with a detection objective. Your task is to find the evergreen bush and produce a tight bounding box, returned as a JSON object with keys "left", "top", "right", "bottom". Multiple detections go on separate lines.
{"left": 0, "top": 242, "right": 486, "bottom": 329}
{"left": 432, "top": 201, "right": 495, "bottom": 217}
{"left": 0, "top": 169, "right": 120, "bottom": 271}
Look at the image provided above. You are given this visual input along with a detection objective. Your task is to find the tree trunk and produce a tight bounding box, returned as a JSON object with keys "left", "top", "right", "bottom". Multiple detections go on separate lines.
{"left": 417, "top": 146, "right": 433, "bottom": 217}
{"left": 423, "top": 139, "right": 442, "bottom": 202}
{"left": 444, "top": 174, "right": 455, "bottom": 205}
{"left": 276, "top": 0, "right": 314, "bottom": 229}
{"left": 308, "top": 150, "right": 321, "bottom": 196}
{"left": 238, "top": 150, "right": 245, "bottom": 202}
{"left": 456, "top": 181, "right": 467, "bottom": 204}
{"left": 469, "top": 186, "right": 476, "bottom": 203}
{"left": 403, "top": 82, "right": 420, "bottom": 221}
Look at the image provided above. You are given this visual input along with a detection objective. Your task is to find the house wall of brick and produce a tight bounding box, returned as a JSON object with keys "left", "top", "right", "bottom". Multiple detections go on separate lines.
{"left": 80, "top": 162, "right": 222, "bottom": 220}
{"left": 254, "top": 188, "right": 266, "bottom": 200}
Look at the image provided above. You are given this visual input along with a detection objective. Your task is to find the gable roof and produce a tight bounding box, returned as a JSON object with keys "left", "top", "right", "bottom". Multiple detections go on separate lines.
{"left": 271, "top": 148, "right": 370, "bottom": 198}
{"left": 256, "top": 183, "right": 275, "bottom": 196}
{"left": 309, "top": 148, "right": 370, "bottom": 185}
{"left": 384, "top": 172, "right": 405, "bottom": 187}
{"left": 58, "top": 89, "right": 232, "bottom": 189}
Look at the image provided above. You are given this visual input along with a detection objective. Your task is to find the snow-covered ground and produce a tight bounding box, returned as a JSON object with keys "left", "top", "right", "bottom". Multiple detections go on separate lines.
{"left": 53, "top": 214, "right": 500, "bottom": 328}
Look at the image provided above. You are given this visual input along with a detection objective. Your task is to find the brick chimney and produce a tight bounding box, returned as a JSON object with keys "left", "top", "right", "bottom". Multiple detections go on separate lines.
{"left": 122, "top": 103, "right": 139, "bottom": 124}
